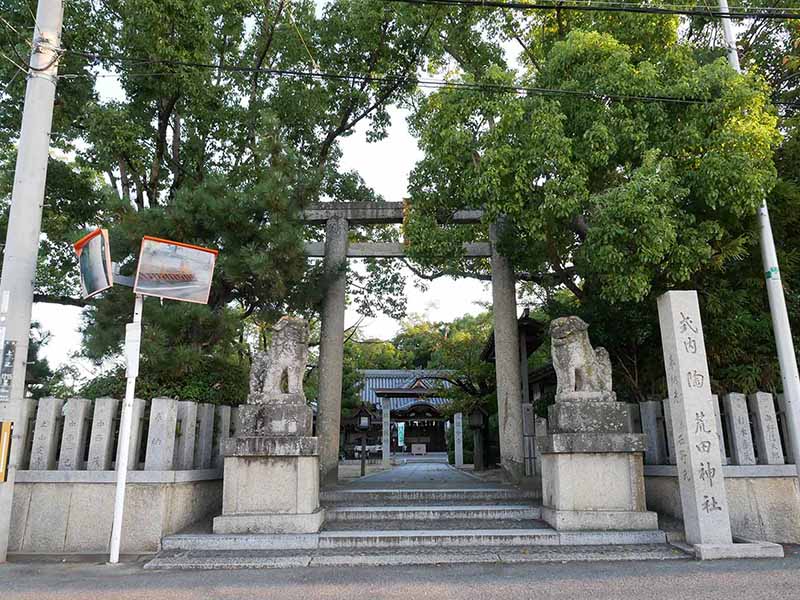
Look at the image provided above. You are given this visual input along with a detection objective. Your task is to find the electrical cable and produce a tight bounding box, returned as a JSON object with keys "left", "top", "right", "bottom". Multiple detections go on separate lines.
{"left": 380, "top": 0, "right": 800, "bottom": 20}
{"left": 59, "top": 51, "right": 715, "bottom": 104}
{"left": 55, "top": 49, "right": 800, "bottom": 108}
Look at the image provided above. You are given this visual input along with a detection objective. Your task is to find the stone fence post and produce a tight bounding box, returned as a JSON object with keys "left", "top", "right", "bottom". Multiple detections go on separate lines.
{"left": 145, "top": 398, "right": 178, "bottom": 470}
{"left": 194, "top": 403, "right": 215, "bottom": 469}
{"left": 29, "top": 397, "right": 63, "bottom": 470}
{"left": 722, "top": 393, "right": 756, "bottom": 466}
{"left": 87, "top": 397, "right": 120, "bottom": 471}
{"left": 58, "top": 398, "right": 91, "bottom": 471}
{"left": 175, "top": 401, "right": 198, "bottom": 470}
{"left": 748, "top": 392, "right": 785, "bottom": 465}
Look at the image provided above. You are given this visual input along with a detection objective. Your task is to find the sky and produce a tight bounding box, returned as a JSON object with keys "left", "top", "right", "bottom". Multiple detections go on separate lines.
{"left": 33, "top": 105, "right": 493, "bottom": 371}
{"left": 337, "top": 107, "right": 493, "bottom": 339}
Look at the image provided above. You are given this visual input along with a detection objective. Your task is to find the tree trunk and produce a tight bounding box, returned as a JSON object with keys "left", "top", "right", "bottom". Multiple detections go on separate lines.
{"left": 119, "top": 158, "right": 131, "bottom": 204}
{"left": 172, "top": 112, "right": 181, "bottom": 165}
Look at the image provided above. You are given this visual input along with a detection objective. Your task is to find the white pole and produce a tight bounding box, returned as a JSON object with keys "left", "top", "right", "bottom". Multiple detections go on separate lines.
{"left": 0, "top": 0, "right": 64, "bottom": 563}
{"left": 109, "top": 294, "right": 144, "bottom": 563}
{"left": 717, "top": 1, "right": 800, "bottom": 478}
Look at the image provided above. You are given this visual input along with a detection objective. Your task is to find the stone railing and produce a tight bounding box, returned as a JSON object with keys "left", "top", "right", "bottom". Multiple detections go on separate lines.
{"left": 9, "top": 397, "right": 240, "bottom": 554}
{"left": 639, "top": 393, "right": 800, "bottom": 544}
{"left": 639, "top": 392, "right": 793, "bottom": 468}
{"left": 15, "top": 396, "right": 238, "bottom": 472}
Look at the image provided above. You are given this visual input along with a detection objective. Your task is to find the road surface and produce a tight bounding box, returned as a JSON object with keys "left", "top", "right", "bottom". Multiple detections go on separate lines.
{"left": 1, "top": 546, "right": 798, "bottom": 600}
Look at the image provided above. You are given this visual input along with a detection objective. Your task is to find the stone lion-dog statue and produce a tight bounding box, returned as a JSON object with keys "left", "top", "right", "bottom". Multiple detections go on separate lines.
{"left": 550, "top": 316, "right": 614, "bottom": 401}
{"left": 249, "top": 316, "right": 309, "bottom": 402}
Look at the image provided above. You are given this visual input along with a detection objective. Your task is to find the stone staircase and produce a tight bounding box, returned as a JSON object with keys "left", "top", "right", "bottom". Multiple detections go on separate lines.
{"left": 145, "top": 487, "right": 684, "bottom": 569}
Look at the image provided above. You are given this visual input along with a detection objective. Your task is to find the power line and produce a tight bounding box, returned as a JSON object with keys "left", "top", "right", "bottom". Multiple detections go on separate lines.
{"left": 57, "top": 49, "right": 800, "bottom": 108}
{"left": 1, "top": 69, "right": 22, "bottom": 96}
{"left": 380, "top": 0, "right": 800, "bottom": 20}
{"left": 61, "top": 50, "right": 718, "bottom": 104}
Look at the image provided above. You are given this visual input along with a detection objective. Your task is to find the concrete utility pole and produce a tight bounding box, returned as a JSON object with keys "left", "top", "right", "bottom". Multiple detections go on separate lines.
{"left": 718, "top": 0, "right": 800, "bottom": 479}
{"left": 0, "top": 0, "right": 64, "bottom": 562}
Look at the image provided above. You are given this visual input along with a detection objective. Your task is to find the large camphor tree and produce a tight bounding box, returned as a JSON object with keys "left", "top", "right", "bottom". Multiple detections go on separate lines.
{"left": 403, "top": 8, "right": 796, "bottom": 400}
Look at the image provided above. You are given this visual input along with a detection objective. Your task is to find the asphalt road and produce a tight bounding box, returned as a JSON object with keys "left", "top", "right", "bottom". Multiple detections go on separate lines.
{"left": 2, "top": 547, "right": 799, "bottom": 600}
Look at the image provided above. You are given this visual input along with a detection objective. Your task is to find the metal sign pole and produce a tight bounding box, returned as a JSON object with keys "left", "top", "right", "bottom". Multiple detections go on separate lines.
{"left": 109, "top": 294, "right": 144, "bottom": 563}
{"left": 717, "top": 0, "right": 800, "bottom": 480}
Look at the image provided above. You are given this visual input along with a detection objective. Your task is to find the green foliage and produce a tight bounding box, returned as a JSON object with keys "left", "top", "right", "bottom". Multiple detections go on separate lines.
{"left": 393, "top": 319, "right": 449, "bottom": 368}
{"left": 1, "top": 0, "right": 454, "bottom": 400}
{"left": 2, "top": 0, "right": 798, "bottom": 403}
{"left": 408, "top": 30, "right": 779, "bottom": 305}
{"left": 405, "top": 16, "right": 788, "bottom": 399}
{"left": 24, "top": 323, "right": 78, "bottom": 400}
{"left": 425, "top": 312, "right": 497, "bottom": 415}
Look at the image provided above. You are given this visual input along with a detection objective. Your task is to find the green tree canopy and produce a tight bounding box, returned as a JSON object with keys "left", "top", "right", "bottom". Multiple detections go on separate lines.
{"left": 1, "top": 1, "right": 798, "bottom": 403}
{"left": 403, "top": 12, "right": 789, "bottom": 399}
{"left": 0, "top": 0, "right": 454, "bottom": 401}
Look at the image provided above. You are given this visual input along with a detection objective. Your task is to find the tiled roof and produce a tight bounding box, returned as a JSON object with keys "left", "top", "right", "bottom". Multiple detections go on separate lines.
{"left": 386, "top": 397, "right": 450, "bottom": 411}
{"left": 358, "top": 369, "right": 452, "bottom": 411}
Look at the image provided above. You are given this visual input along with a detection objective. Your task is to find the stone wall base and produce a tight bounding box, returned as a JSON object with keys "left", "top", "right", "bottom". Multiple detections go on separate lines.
{"left": 9, "top": 475, "right": 221, "bottom": 554}
{"left": 645, "top": 474, "right": 800, "bottom": 544}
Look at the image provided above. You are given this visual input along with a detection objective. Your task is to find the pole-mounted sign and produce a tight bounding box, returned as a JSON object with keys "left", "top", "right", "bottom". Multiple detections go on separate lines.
{"left": 73, "top": 230, "right": 217, "bottom": 563}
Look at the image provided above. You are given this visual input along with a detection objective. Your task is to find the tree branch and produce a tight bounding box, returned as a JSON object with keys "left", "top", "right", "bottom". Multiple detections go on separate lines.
{"left": 147, "top": 93, "right": 180, "bottom": 205}
{"left": 33, "top": 294, "right": 90, "bottom": 307}
{"left": 401, "top": 258, "right": 570, "bottom": 284}
{"left": 546, "top": 236, "right": 584, "bottom": 300}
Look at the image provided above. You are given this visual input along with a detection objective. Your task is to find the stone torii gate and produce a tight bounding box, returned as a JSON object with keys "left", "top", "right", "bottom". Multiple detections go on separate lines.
{"left": 302, "top": 202, "right": 526, "bottom": 487}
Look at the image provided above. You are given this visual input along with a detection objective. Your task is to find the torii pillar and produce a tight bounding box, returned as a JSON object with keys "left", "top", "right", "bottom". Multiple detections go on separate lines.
{"left": 317, "top": 215, "right": 348, "bottom": 486}
{"left": 490, "top": 219, "right": 526, "bottom": 481}
{"left": 303, "top": 202, "right": 490, "bottom": 486}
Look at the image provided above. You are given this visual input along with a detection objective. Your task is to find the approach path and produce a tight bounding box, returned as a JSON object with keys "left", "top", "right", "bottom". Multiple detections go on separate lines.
{"left": 339, "top": 457, "right": 499, "bottom": 490}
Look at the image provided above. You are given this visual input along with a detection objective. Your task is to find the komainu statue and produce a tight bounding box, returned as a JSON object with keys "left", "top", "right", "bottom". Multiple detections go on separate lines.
{"left": 249, "top": 317, "right": 309, "bottom": 403}
{"left": 550, "top": 316, "right": 614, "bottom": 401}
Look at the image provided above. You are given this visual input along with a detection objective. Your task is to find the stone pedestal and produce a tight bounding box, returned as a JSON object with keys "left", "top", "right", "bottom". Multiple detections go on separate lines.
{"left": 213, "top": 400, "right": 323, "bottom": 535}
{"left": 213, "top": 436, "right": 324, "bottom": 534}
{"left": 537, "top": 397, "right": 658, "bottom": 531}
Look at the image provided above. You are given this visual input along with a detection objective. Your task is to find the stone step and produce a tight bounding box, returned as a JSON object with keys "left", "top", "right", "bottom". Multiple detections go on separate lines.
{"left": 317, "top": 528, "right": 666, "bottom": 549}
{"left": 161, "top": 528, "right": 667, "bottom": 552}
{"left": 324, "top": 504, "right": 542, "bottom": 522}
{"left": 162, "top": 533, "right": 320, "bottom": 551}
{"left": 145, "top": 543, "right": 688, "bottom": 570}
{"left": 323, "top": 518, "right": 548, "bottom": 532}
{"left": 320, "top": 488, "right": 539, "bottom": 505}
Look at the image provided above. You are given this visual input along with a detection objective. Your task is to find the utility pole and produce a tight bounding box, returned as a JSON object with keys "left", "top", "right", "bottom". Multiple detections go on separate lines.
{"left": 0, "top": 0, "right": 64, "bottom": 562}
{"left": 718, "top": 0, "right": 800, "bottom": 479}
